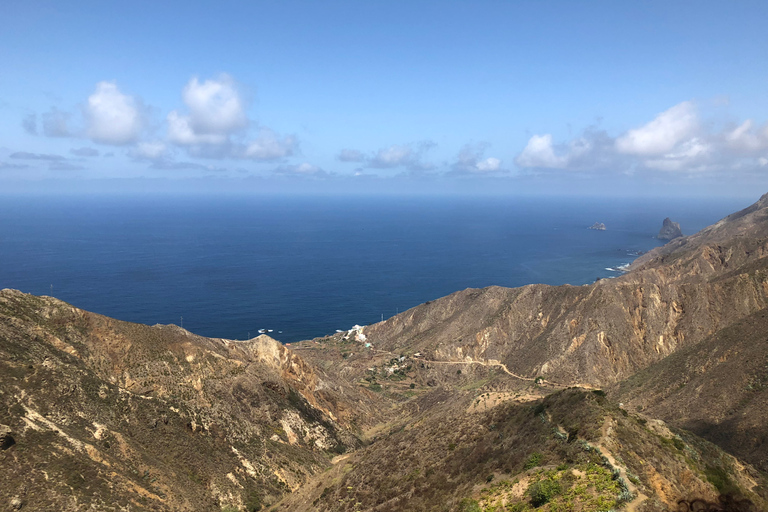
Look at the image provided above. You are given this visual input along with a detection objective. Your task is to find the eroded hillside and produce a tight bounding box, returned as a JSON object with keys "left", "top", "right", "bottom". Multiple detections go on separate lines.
{"left": 0, "top": 290, "right": 384, "bottom": 511}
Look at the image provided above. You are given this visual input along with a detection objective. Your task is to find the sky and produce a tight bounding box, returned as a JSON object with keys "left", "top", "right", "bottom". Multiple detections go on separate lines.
{"left": 2, "top": 0, "right": 768, "bottom": 197}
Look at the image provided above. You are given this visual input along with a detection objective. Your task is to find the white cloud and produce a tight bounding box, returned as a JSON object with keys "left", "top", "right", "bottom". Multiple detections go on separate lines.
{"left": 452, "top": 143, "right": 504, "bottom": 174}
{"left": 476, "top": 157, "right": 502, "bottom": 172}
{"left": 168, "top": 75, "right": 247, "bottom": 146}
{"left": 183, "top": 75, "right": 247, "bottom": 135}
{"left": 515, "top": 134, "right": 568, "bottom": 169}
{"left": 643, "top": 138, "right": 711, "bottom": 172}
{"left": 243, "top": 129, "right": 297, "bottom": 160}
{"left": 725, "top": 120, "right": 768, "bottom": 152}
{"left": 369, "top": 141, "right": 435, "bottom": 170}
{"left": 167, "top": 110, "right": 228, "bottom": 145}
{"left": 615, "top": 101, "right": 698, "bottom": 156}
{"left": 513, "top": 101, "right": 768, "bottom": 175}
{"left": 371, "top": 145, "right": 412, "bottom": 167}
{"left": 85, "top": 81, "right": 144, "bottom": 145}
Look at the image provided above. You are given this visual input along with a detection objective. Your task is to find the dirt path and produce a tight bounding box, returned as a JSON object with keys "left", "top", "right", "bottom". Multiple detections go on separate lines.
{"left": 422, "top": 358, "right": 599, "bottom": 391}
{"left": 595, "top": 418, "right": 648, "bottom": 512}
{"left": 543, "top": 414, "right": 648, "bottom": 512}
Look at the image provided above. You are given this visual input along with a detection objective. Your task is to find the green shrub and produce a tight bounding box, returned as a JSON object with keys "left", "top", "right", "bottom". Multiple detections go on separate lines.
{"left": 524, "top": 452, "right": 543, "bottom": 470}
{"left": 458, "top": 498, "right": 482, "bottom": 512}
{"left": 528, "top": 479, "right": 561, "bottom": 507}
{"left": 245, "top": 491, "right": 263, "bottom": 511}
{"left": 704, "top": 465, "right": 739, "bottom": 495}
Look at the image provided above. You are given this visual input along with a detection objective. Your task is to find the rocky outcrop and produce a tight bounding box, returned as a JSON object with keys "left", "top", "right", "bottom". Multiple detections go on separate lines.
{"left": 657, "top": 217, "right": 683, "bottom": 240}
{"left": 0, "top": 425, "right": 14, "bottom": 450}
{"left": 589, "top": 222, "right": 606, "bottom": 230}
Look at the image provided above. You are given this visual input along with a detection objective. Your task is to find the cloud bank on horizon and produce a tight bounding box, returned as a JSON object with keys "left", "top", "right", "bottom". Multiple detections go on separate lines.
{"left": 2, "top": 1, "right": 767, "bottom": 195}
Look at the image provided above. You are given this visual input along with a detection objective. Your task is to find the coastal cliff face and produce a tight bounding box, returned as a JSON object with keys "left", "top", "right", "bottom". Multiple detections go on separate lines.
{"left": 4, "top": 194, "right": 768, "bottom": 511}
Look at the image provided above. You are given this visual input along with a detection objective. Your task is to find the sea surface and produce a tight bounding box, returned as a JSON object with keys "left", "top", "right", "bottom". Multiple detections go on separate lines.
{"left": 0, "top": 195, "right": 749, "bottom": 343}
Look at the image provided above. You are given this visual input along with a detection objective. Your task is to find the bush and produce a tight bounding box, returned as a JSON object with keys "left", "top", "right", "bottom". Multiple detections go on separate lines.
{"left": 457, "top": 498, "right": 482, "bottom": 512}
{"left": 245, "top": 490, "right": 262, "bottom": 512}
{"left": 528, "top": 479, "right": 561, "bottom": 507}
{"left": 524, "top": 452, "right": 543, "bottom": 470}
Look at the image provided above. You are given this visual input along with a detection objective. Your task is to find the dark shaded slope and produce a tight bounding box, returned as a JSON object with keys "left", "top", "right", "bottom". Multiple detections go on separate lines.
{"left": 613, "top": 307, "right": 768, "bottom": 472}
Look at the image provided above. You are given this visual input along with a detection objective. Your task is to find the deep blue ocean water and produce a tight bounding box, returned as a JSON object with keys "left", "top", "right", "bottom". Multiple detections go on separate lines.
{"left": 0, "top": 195, "right": 749, "bottom": 343}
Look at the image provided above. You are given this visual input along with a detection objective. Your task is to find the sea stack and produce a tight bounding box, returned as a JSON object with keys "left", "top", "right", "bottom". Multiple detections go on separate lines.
{"left": 588, "top": 222, "right": 606, "bottom": 231}
{"left": 657, "top": 217, "right": 683, "bottom": 240}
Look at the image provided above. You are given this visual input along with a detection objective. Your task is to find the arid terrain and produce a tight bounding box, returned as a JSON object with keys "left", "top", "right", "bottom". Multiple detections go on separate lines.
{"left": 4, "top": 194, "right": 768, "bottom": 511}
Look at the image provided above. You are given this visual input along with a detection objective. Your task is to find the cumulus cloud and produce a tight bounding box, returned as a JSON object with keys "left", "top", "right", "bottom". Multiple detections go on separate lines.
{"left": 168, "top": 75, "right": 247, "bottom": 146}
{"left": 183, "top": 75, "right": 247, "bottom": 134}
{"left": 70, "top": 147, "right": 100, "bottom": 157}
{"left": 22, "top": 114, "right": 37, "bottom": 135}
{"left": 167, "top": 111, "right": 227, "bottom": 145}
{"left": 42, "top": 108, "right": 73, "bottom": 138}
{"left": 85, "top": 81, "right": 144, "bottom": 145}
{"left": 243, "top": 128, "right": 297, "bottom": 160}
{"left": 615, "top": 101, "right": 698, "bottom": 156}
{"left": 452, "top": 143, "right": 504, "bottom": 174}
{"left": 369, "top": 141, "right": 436, "bottom": 171}
{"left": 337, "top": 148, "right": 365, "bottom": 162}
{"left": 514, "top": 100, "right": 768, "bottom": 175}
{"left": 643, "top": 138, "right": 711, "bottom": 172}
{"left": 10, "top": 151, "right": 65, "bottom": 161}
{"left": 515, "top": 134, "right": 568, "bottom": 169}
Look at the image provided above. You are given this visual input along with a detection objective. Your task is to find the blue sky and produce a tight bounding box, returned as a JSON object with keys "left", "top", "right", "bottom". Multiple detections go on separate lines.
{"left": 2, "top": 0, "right": 768, "bottom": 196}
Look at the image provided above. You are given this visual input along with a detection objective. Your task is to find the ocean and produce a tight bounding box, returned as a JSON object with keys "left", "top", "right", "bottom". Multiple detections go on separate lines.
{"left": 0, "top": 194, "right": 749, "bottom": 343}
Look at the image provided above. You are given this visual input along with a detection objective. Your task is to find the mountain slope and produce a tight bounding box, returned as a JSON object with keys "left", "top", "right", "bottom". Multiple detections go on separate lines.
{"left": 0, "top": 289, "right": 382, "bottom": 511}
{"left": 362, "top": 194, "right": 768, "bottom": 388}
{"left": 612, "top": 308, "right": 768, "bottom": 473}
